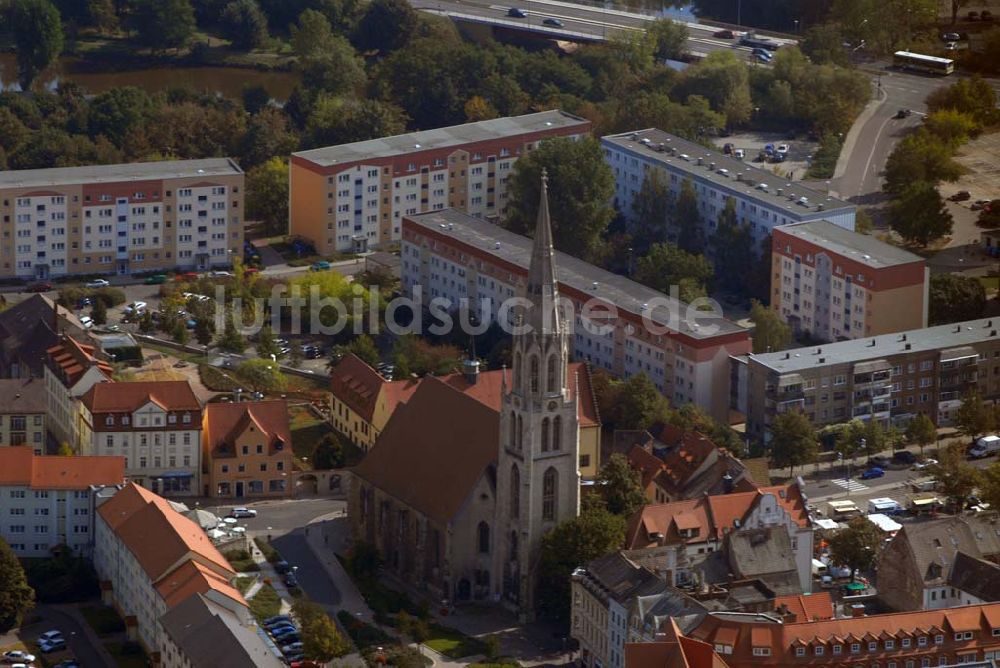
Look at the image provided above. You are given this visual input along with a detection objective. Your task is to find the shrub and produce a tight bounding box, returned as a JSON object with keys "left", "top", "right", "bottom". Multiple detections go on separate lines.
{"left": 336, "top": 610, "right": 393, "bottom": 650}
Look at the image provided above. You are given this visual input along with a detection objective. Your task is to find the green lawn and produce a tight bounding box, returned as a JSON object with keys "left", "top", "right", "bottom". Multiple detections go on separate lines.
{"left": 80, "top": 604, "right": 126, "bottom": 637}
{"left": 235, "top": 575, "right": 256, "bottom": 595}
{"left": 289, "top": 405, "right": 334, "bottom": 467}
{"left": 978, "top": 276, "right": 1000, "bottom": 291}
{"left": 105, "top": 641, "right": 148, "bottom": 668}
{"left": 248, "top": 583, "right": 282, "bottom": 621}
{"left": 424, "top": 624, "right": 488, "bottom": 659}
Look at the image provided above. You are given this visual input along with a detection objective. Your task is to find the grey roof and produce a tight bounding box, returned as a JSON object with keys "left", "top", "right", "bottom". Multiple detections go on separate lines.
{"left": 632, "top": 588, "right": 708, "bottom": 634}
{"left": 0, "top": 158, "right": 242, "bottom": 189}
{"left": 777, "top": 220, "right": 924, "bottom": 269}
{"left": 749, "top": 317, "right": 1000, "bottom": 374}
{"left": 294, "top": 110, "right": 589, "bottom": 167}
{"left": 90, "top": 332, "right": 139, "bottom": 350}
{"left": 948, "top": 551, "right": 1000, "bottom": 602}
{"left": 727, "top": 527, "right": 797, "bottom": 579}
{"left": 602, "top": 129, "right": 855, "bottom": 219}
{"left": 580, "top": 552, "right": 668, "bottom": 603}
{"left": 0, "top": 295, "right": 85, "bottom": 376}
{"left": 407, "top": 209, "right": 747, "bottom": 340}
{"left": 893, "top": 517, "right": 987, "bottom": 586}
{"left": 158, "top": 593, "right": 284, "bottom": 668}
{"left": 0, "top": 378, "right": 47, "bottom": 414}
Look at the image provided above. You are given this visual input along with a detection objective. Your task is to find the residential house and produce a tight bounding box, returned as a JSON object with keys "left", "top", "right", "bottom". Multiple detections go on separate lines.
{"left": 45, "top": 335, "right": 114, "bottom": 451}
{"left": 202, "top": 400, "right": 293, "bottom": 499}
{"left": 625, "top": 618, "right": 731, "bottom": 668}
{"left": 771, "top": 592, "right": 835, "bottom": 622}
{"left": 0, "top": 378, "right": 48, "bottom": 452}
{"left": 0, "top": 294, "right": 87, "bottom": 378}
{"left": 94, "top": 483, "right": 262, "bottom": 665}
{"left": 80, "top": 381, "right": 203, "bottom": 496}
{"left": 877, "top": 515, "right": 1000, "bottom": 611}
{"left": 0, "top": 446, "right": 124, "bottom": 558}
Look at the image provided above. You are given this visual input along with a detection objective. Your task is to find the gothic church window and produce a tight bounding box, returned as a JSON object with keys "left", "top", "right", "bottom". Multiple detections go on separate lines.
{"left": 543, "top": 467, "right": 557, "bottom": 520}
{"left": 478, "top": 521, "right": 490, "bottom": 553}
{"left": 541, "top": 417, "right": 550, "bottom": 452}
{"left": 530, "top": 355, "right": 539, "bottom": 393}
{"left": 553, "top": 415, "right": 562, "bottom": 451}
{"left": 510, "top": 464, "right": 520, "bottom": 518}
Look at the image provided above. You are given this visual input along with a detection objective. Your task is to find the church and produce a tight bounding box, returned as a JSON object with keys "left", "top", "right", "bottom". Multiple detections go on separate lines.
{"left": 348, "top": 174, "right": 596, "bottom": 619}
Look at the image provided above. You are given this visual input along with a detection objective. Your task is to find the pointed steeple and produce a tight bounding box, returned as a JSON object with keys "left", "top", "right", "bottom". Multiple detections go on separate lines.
{"left": 524, "top": 170, "right": 562, "bottom": 336}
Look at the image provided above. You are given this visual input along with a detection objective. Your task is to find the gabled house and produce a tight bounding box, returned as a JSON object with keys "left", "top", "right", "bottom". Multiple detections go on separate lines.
{"left": 0, "top": 377, "right": 48, "bottom": 452}
{"left": 625, "top": 618, "right": 731, "bottom": 668}
{"left": 202, "top": 400, "right": 293, "bottom": 499}
{"left": 0, "top": 294, "right": 87, "bottom": 378}
{"left": 45, "top": 334, "right": 114, "bottom": 450}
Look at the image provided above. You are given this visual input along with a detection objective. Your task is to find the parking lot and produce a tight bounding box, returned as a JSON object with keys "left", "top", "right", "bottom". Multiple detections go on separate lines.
{"left": 710, "top": 132, "right": 821, "bottom": 183}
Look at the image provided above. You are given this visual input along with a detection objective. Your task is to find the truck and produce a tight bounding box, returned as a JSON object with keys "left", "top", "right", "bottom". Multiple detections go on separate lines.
{"left": 969, "top": 435, "right": 1000, "bottom": 459}
{"left": 827, "top": 499, "right": 861, "bottom": 520}
{"left": 867, "top": 497, "right": 903, "bottom": 515}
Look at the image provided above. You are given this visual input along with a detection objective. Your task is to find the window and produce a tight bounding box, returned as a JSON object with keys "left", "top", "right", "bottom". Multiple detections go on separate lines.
{"left": 541, "top": 417, "right": 550, "bottom": 452}
{"left": 901, "top": 638, "right": 911, "bottom": 648}
{"left": 935, "top": 635, "right": 944, "bottom": 645}
{"left": 530, "top": 355, "right": 539, "bottom": 393}
{"left": 553, "top": 415, "right": 561, "bottom": 451}
{"left": 885, "top": 640, "right": 895, "bottom": 650}
{"left": 477, "top": 521, "right": 490, "bottom": 553}
{"left": 918, "top": 637, "right": 927, "bottom": 647}
{"left": 542, "top": 467, "right": 557, "bottom": 521}
{"left": 546, "top": 355, "right": 557, "bottom": 392}
{"left": 869, "top": 642, "right": 878, "bottom": 652}
{"left": 510, "top": 464, "right": 520, "bottom": 519}
{"left": 833, "top": 645, "right": 842, "bottom": 655}
{"left": 756, "top": 648, "right": 773, "bottom": 657}
{"left": 851, "top": 643, "right": 861, "bottom": 654}
{"left": 815, "top": 646, "right": 825, "bottom": 656}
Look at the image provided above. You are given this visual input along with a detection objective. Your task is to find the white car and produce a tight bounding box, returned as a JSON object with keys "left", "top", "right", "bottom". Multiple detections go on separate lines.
{"left": 85, "top": 279, "right": 110, "bottom": 288}
{"left": 230, "top": 507, "right": 257, "bottom": 518}
{"left": 79, "top": 315, "right": 94, "bottom": 329}
{"left": 912, "top": 458, "right": 938, "bottom": 470}
{"left": 123, "top": 301, "right": 147, "bottom": 314}
{"left": 3, "top": 650, "right": 37, "bottom": 662}
{"left": 776, "top": 143, "right": 789, "bottom": 154}
{"left": 209, "top": 270, "right": 232, "bottom": 277}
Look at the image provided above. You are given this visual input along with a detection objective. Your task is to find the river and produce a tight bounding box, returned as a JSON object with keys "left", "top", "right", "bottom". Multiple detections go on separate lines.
{"left": 0, "top": 53, "right": 300, "bottom": 100}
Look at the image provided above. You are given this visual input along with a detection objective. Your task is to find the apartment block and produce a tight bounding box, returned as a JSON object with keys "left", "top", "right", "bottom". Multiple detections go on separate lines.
{"left": 80, "top": 381, "right": 203, "bottom": 496}
{"left": 401, "top": 209, "right": 751, "bottom": 422}
{"left": 772, "top": 221, "right": 928, "bottom": 342}
{"left": 0, "top": 158, "right": 244, "bottom": 280}
{"left": 738, "top": 317, "right": 1000, "bottom": 440}
{"left": 0, "top": 378, "right": 47, "bottom": 452}
{"left": 0, "top": 446, "right": 124, "bottom": 558}
{"left": 601, "top": 129, "right": 856, "bottom": 246}
{"left": 289, "top": 110, "right": 591, "bottom": 254}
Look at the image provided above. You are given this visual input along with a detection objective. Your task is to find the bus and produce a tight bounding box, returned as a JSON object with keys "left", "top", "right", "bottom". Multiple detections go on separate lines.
{"left": 740, "top": 33, "right": 781, "bottom": 51}
{"left": 892, "top": 51, "right": 955, "bottom": 75}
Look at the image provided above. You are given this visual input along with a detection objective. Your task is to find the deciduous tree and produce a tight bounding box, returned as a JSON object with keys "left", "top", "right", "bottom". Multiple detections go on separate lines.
{"left": 749, "top": 300, "right": 791, "bottom": 354}
{"left": 129, "top": 0, "right": 196, "bottom": 51}
{"left": 246, "top": 157, "right": 288, "bottom": 236}
{"left": 630, "top": 170, "right": 671, "bottom": 252}
{"left": 711, "top": 197, "right": 756, "bottom": 295}
{"left": 290, "top": 9, "right": 336, "bottom": 59}
{"left": 597, "top": 453, "right": 646, "bottom": 517}
{"left": 292, "top": 600, "right": 350, "bottom": 661}
{"left": 313, "top": 433, "right": 344, "bottom": 470}
{"left": 0, "top": 537, "right": 34, "bottom": 631}
{"left": 905, "top": 413, "right": 937, "bottom": 455}
{"left": 334, "top": 335, "right": 381, "bottom": 369}
{"left": 929, "top": 273, "right": 986, "bottom": 325}
{"left": 220, "top": 0, "right": 269, "bottom": 50}
{"left": 11, "top": 0, "right": 64, "bottom": 91}
{"left": 354, "top": 0, "right": 418, "bottom": 53}
{"left": 888, "top": 181, "right": 953, "bottom": 247}
{"left": 648, "top": 19, "right": 688, "bottom": 60}
{"left": 768, "top": 410, "right": 817, "bottom": 475}
{"left": 828, "top": 516, "right": 881, "bottom": 582}
{"left": 634, "top": 242, "right": 712, "bottom": 304}
{"left": 673, "top": 178, "right": 703, "bottom": 254}
{"left": 954, "top": 391, "right": 995, "bottom": 443}
{"left": 884, "top": 129, "right": 963, "bottom": 195}
{"left": 91, "top": 298, "right": 108, "bottom": 325}
{"left": 929, "top": 443, "right": 982, "bottom": 511}
{"left": 236, "top": 359, "right": 286, "bottom": 392}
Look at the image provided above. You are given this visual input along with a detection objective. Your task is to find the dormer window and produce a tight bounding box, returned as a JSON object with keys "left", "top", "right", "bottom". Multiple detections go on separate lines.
{"left": 869, "top": 642, "right": 877, "bottom": 652}
{"left": 122, "top": 416, "right": 130, "bottom": 425}
{"left": 106, "top": 416, "right": 114, "bottom": 426}
{"left": 993, "top": 628, "right": 1000, "bottom": 637}
{"left": 851, "top": 643, "right": 860, "bottom": 654}
{"left": 885, "top": 640, "right": 895, "bottom": 650}
{"left": 934, "top": 635, "right": 943, "bottom": 645}
{"left": 182, "top": 413, "right": 191, "bottom": 423}
{"left": 168, "top": 414, "right": 176, "bottom": 424}
{"left": 755, "top": 647, "right": 772, "bottom": 657}
{"left": 832, "top": 645, "right": 842, "bottom": 655}
{"left": 917, "top": 637, "right": 927, "bottom": 647}
{"left": 814, "top": 646, "right": 824, "bottom": 656}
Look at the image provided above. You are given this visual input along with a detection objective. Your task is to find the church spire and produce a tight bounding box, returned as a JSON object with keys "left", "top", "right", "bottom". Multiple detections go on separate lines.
{"left": 524, "top": 170, "right": 561, "bottom": 336}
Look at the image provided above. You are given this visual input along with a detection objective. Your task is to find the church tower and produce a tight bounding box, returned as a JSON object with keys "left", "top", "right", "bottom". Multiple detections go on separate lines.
{"left": 494, "top": 171, "right": 580, "bottom": 621}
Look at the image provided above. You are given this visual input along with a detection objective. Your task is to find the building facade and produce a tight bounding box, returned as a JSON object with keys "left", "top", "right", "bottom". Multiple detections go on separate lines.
{"left": 0, "top": 447, "right": 124, "bottom": 558}
{"left": 771, "top": 221, "right": 928, "bottom": 342}
{"left": 80, "top": 381, "right": 203, "bottom": 495}
{"left": 0, "top": 159, "right": 244, "bottom": 279}
{"left": 289, "top": 110, "right": 591, "bottom": 254}
{"left": 44, "top": 335, "right": 114, "bottom": 451}
{"left": 401, "top": 208, "right": 751, "bottom": 422}
{"left": 0, "top": 378, "right": 47, "bottom": 452}
{"left": 738, "top": 317, "right": 1000, "bottom": 439}
{"left": 601, "top": 129, "right": 856, "bottom": 247}
{"left": 202, "top": 400, "right": 294, "bottom": 499}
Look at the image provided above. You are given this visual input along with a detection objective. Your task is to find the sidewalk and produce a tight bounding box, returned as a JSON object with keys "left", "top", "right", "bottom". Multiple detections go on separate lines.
{"left": 302, "top": 511, "right": 374, "bottom": 624}
{"left": 832, "top": 79, "right": 887, "bottom": 183}
{"left": 248, "top": 535, "right": 295, "bottom": 615}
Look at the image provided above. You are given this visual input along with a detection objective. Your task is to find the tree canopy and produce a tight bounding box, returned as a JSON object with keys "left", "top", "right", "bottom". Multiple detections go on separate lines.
{"left": 768, "top": 411, "right": 818, "bottom": 474}
{"left": 0, "top": 537, "right": 35, "bottom": 631}
{"left": 828, "top": 516, "right": 881, "bottom": 582}
{"left": 888, "top": 181, "right": 953, "bottom": 247}
{"left": 929, "top": 443, "right": 982, "bottom": 511}
{"left": 749, "top": 300, "right": 791, "bottom": 354}
{"left": 597, "top": 453, "right": 647, "bottom": 517}
{"left": 929, "top": 274, "right": 986, "bottom": 326}
{"left": 10, "top": 0, "right": 64, "bottom": 90}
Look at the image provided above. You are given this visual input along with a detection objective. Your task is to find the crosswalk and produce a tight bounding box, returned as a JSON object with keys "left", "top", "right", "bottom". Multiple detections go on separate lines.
{"left": 831, "top": 478, "right": 869, "bottom": 492}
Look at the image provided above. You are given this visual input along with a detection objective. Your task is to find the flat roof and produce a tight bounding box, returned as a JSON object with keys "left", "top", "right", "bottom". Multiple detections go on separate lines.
{"left": 602, "top": 129, "right": 855, "bottom": 219}
{"left": 406, "top": 209, "right": 747, "bottom": 341}
{"left": 0, "top": 158, "right": 242, "bottom": 189}
{"left": 777, "top": 221, "right": 923, "bottom": 269}
{"left": 750, "top": 317, "right": 1000, "bottom": 374}
{"left": 293, "top": 110, "right": 589, "bottom": 168}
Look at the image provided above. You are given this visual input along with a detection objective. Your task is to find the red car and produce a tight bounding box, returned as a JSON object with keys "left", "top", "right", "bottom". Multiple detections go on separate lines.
{"left": 175, "top": 272, "right": 199, "bottom": 281}
{"left": 714, "top": 29, "right": 735, "bottom": 38}
{"left": 27, "top": 281, "right": 53, "bottom": 292}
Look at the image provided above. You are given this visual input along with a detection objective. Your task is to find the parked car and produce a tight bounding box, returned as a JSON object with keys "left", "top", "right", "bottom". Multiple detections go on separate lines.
{"left": 86, "top": 279, "right": 110, "bottom": 288}
{"left": 79, "top": 316, "right": 94, "bottom": 329}
{"left": 40, "top": 638, "right": 66, "bottom": 653}
{"left": 283, "top": 573, "right": 299, "bottom": 589}
{"left": 264, "top": 615, "right": 294, "bottom": 627}
{"left": 272, "top": 629, "right": 300, "bottom": 642}
{"left": 53, "top": 661, "right": 82, "bottom": 668}
{"left": 274, "top": 560, "right": 291, "bottom": 575}
{"left": 310, "top": 261, "right": 331, "bottom": 272}
{"left": 145, "top": 274, "right": 168, "bottom": 284}
{"left": 949, "top": 190, "right": 972, "bottom": 201}
{"left": 209, "top": 270, "right": 232, "bottom": 277}
{"left": 733, "top": 148, "right": 745, "bottom": 159}
{"left": 776, "top": 143, "right": 789, "bottom": 154}
{"left": 507, "top": 6, "right": 526, "bottom": 17}
{"left": 542, "top": 17, "right": 563, "bottom": 26}
{"left": 945, "top": 42, "right": 958, "bottom": 50}
{"left": 281, "top": 642, "right": 305, "bottom": 655}
{"left": 968, "top": 10, "right": 980, "bottom": 19}
{"left": 713, "top": 29, "right": 735, "bottom": 38}
{"left": 892, "top": 450, "right": 917, "bottom": 465}
{"left": 912, "top": 458, "right": 938, "bottom": 470}
{"left": 868, "top": 455, "right": 891, "bottom": 468}
{"left": 982, "top": 9, "right": 993, "bottom": 20}
{"left": 268, "top": 624, "right": 297, "bottom": 636}
{"left": 895, "top": 108, "right": 912, "bottom": 118}
{"left": 942, "top": 31, "right": 962, "bottom": 41}
{"left": 28, "top": 281, "right": 53, "bottom": 292}
{"left": 860, "top": 466, "right": 885, "bottom": 480}
{"left": 3, "top": 650, "right": 36, "bottom": 663}
{"left": 230, "top": 507, "right": 257, "bottom": 518}
{"left": 123, "top": 301, "right": 147, "bottom": 314}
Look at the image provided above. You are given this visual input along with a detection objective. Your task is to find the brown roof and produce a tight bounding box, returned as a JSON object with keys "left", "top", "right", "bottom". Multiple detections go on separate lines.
{"left": 625, "top": 619, "right": 730, "bottom": 668}
{"left": 0, "top": 447, "right": 124, "bottom": 489}
{"left": 0, "top": 377, "right": 47, "bottom": 413}
{"left": 46, "top": 335, "right": 113, "bottom": 387}
{"left": 97, "top": 483, "right": 234, "bottom": 583}
{"left": 351, "top": 376, "right": 499, "bottom": 524}
{"left": 329, "top": 354, "right": 387, "bottom": 422}
{"left": 155, "top": 559, "right": 245, "bottom": 609}
{"left": 82, "top": 380, "right": 200, "bottom": 413}
{"left": 203, "top": 400, "right": 291, "bottom": 458}
{"left": 773, "top": 592, "right": 835, "bottom": 622}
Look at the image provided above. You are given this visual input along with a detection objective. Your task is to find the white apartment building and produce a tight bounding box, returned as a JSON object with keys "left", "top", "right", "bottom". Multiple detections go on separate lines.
{"left": 289, "top": 110, "right": 591, "bottom": 254}
{"left": 0, "top": 159, "right": 244, "bottom": 279}
{"left": 0, "top": 447, "right": 124, "bottom": 558}
{"left": 80, "top": 381, "right": 203, "bottom": 496}
{"left": 44, "top": 335, "right": 114, "bottom": 451}
{"left": 601, "top": 129, "right": 856, "bottom": 246}
{"left": 401, "top": 209, "right": 752, "bottom": 421}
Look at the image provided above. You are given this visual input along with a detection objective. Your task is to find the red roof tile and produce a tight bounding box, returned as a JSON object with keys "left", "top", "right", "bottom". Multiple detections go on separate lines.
{"left": 82, "top": 380, "right": 200, "bottom": 413}
{"left": 46, "top": 335, "right": 113, "bottom": 386}
{"left": 329, "top": 354, "right": 387, "bottom": 422}
{"left": 0, "top": 447, "right": 124, "bottom": 490}
{"left": 774, "top": 592, "right": 835, "bottom": 622}
{"left": 203, "top": 400, "right": 291, "bottom": 458}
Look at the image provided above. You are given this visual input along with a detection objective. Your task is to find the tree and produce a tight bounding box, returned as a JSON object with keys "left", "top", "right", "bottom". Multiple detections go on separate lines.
{"left": 236, "top": 359, "right": 286, "bottom": 392}
{"left": 299, "top": 36, "right": 366, "bottom": 96}
{"left": 57, "top": 442, "right": 74, "bottom": 456}
{"left": 928, "top": 274, "right": 986, "bottom": 325}
{"left": 595, "top": 372, "right": 672, "bottom": 431}
{"left": 87, "top": 86, "right": 154, "bottom": 146}
{"left": 597, "top": 453, "right": 646, "bottom": 517}
{"left": 216, "top": 312, "right": 246, "bottom": 353}
{"left": 924, "top": 109, "right": 979, "bottom": 147}
{"left": 673, "top": 178, "right": 703, "bottom": 254}
{"left": 354, "top": 0, "right": 418, "bottom": 53}
{"left": 292, "top": 600, "right": 350, "bottom": 661}
{"left": 313, "top": 433, "right": 344, "bottom": 470}
{"left": 464, "top": 96, "right": 498, "bottom": 122}
{"left": 980, "top": 462, "right": 1000, "bottom": 512}
{"left": 749, "top": 300, "right": 791, "bottom": 354}
{"left": 194, "top": 316, "right": 214, "bottom": 346}
{"left": 630, "top": 170, "right": 671, "bottom": 252}
{"left": 87, "top": 0, "right": 118, "bottom": 32}
{"left": 537, "top": 500, "right": 625, "bottom": 621}
{"left": 634, "top": 242, "right": 712, "bottom": 303}
{"left": 246, "top": 157, "right": 288, "bottom": 236}
{"left": 905, "top": 414, "right": 937, "bottom": 456}
{"left": 302, "top": 96, "right": 406, "bottom": 149}
{"left": 291, "top": 9, "right": 336, "bottom": 59}
{"left": 503, "top": 137, "right": 615, "bottom": 261}
{"left": 828, "top": 516, "right": 881, "bottom": 582}
{"left": 768, "top": 410, "right": 818, "bottom": 475}
{"left": 220, "top": 0, "right": 269, "bottom": 50}
{"left": 172, "top": 320, "right": 189, "bottom": 345}
{"left": 888, "top": 182, "right": 953, "bottom": 247}
{"left": 391, "top": 335, "right": 462, "bottom": 378}
{"left": 129, "top": 0, "right": 196, "bottom": 51}
{"left": 647, "top": 19, "right": 688, "bottom": 60}
{"left": 711, "top": 197, "right": 756, "bottom": 295}
{"left": 334, "top": 335, "right": 380, "bottom": 368}
{"left": 138, "top": 310, "right": 155, "bottom": 334}
{"left": 929, "top": 443, "right": 982, "bottom": 511}
{"left": 91, "top": 298, "right": 108, "bottom": 325}
{"left": 954, "top": 391, "right": 995, "bottom": 443}
{"left": 0, "top": 537, "right": 35, "bottom": 632}
{"left": 926, "top": 77, "right": 998, "bottom": 126}
{"left": 239, "top": 107, "right": 298, "bottom": 169}
{"left": 10, "top": 0, "right": 64, "bottom": 91}
{"left": 255, "top": 325, "right": 279, "bottom": 359}
{"left": 883, "top": 129, "right": 963, "bottom": 195}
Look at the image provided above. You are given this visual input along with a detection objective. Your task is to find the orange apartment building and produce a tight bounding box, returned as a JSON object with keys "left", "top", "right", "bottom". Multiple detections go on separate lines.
{"left": 0, "top": 158, "right": 244, "bottom": 280}
{"left": 202, "top": 400, "right": 294, "bottom": 499}
{"left": 771, "top": 220, "right": 928, "bottom": 342}
{"left": 288, "top": 110, "right": 591, "bottom": 254}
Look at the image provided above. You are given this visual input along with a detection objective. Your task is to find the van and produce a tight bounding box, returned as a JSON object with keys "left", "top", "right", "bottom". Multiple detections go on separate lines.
{"left": 828, "top": 500, "right": 861, "bottom": 520}
{"left": 811, "top": 559, "right": 828, "bottom": 577}
{"left": 867, "top": 497, "right": 902, "bottom": 515}
{"left": 970, "top": 435, "right": 1000, "bottom": 459}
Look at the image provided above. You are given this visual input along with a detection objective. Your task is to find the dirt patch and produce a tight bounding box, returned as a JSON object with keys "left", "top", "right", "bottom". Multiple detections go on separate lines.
{"left": 710, "top": 132, "right": 820, "bottom": 182}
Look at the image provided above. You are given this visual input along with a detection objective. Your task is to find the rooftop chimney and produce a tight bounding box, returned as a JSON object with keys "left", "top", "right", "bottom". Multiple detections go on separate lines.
{"left": 463, "top": 358, "right": 480, "bottom": 385}
{"left": 233, "top": 387, "right": 243, "bottom": 403}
